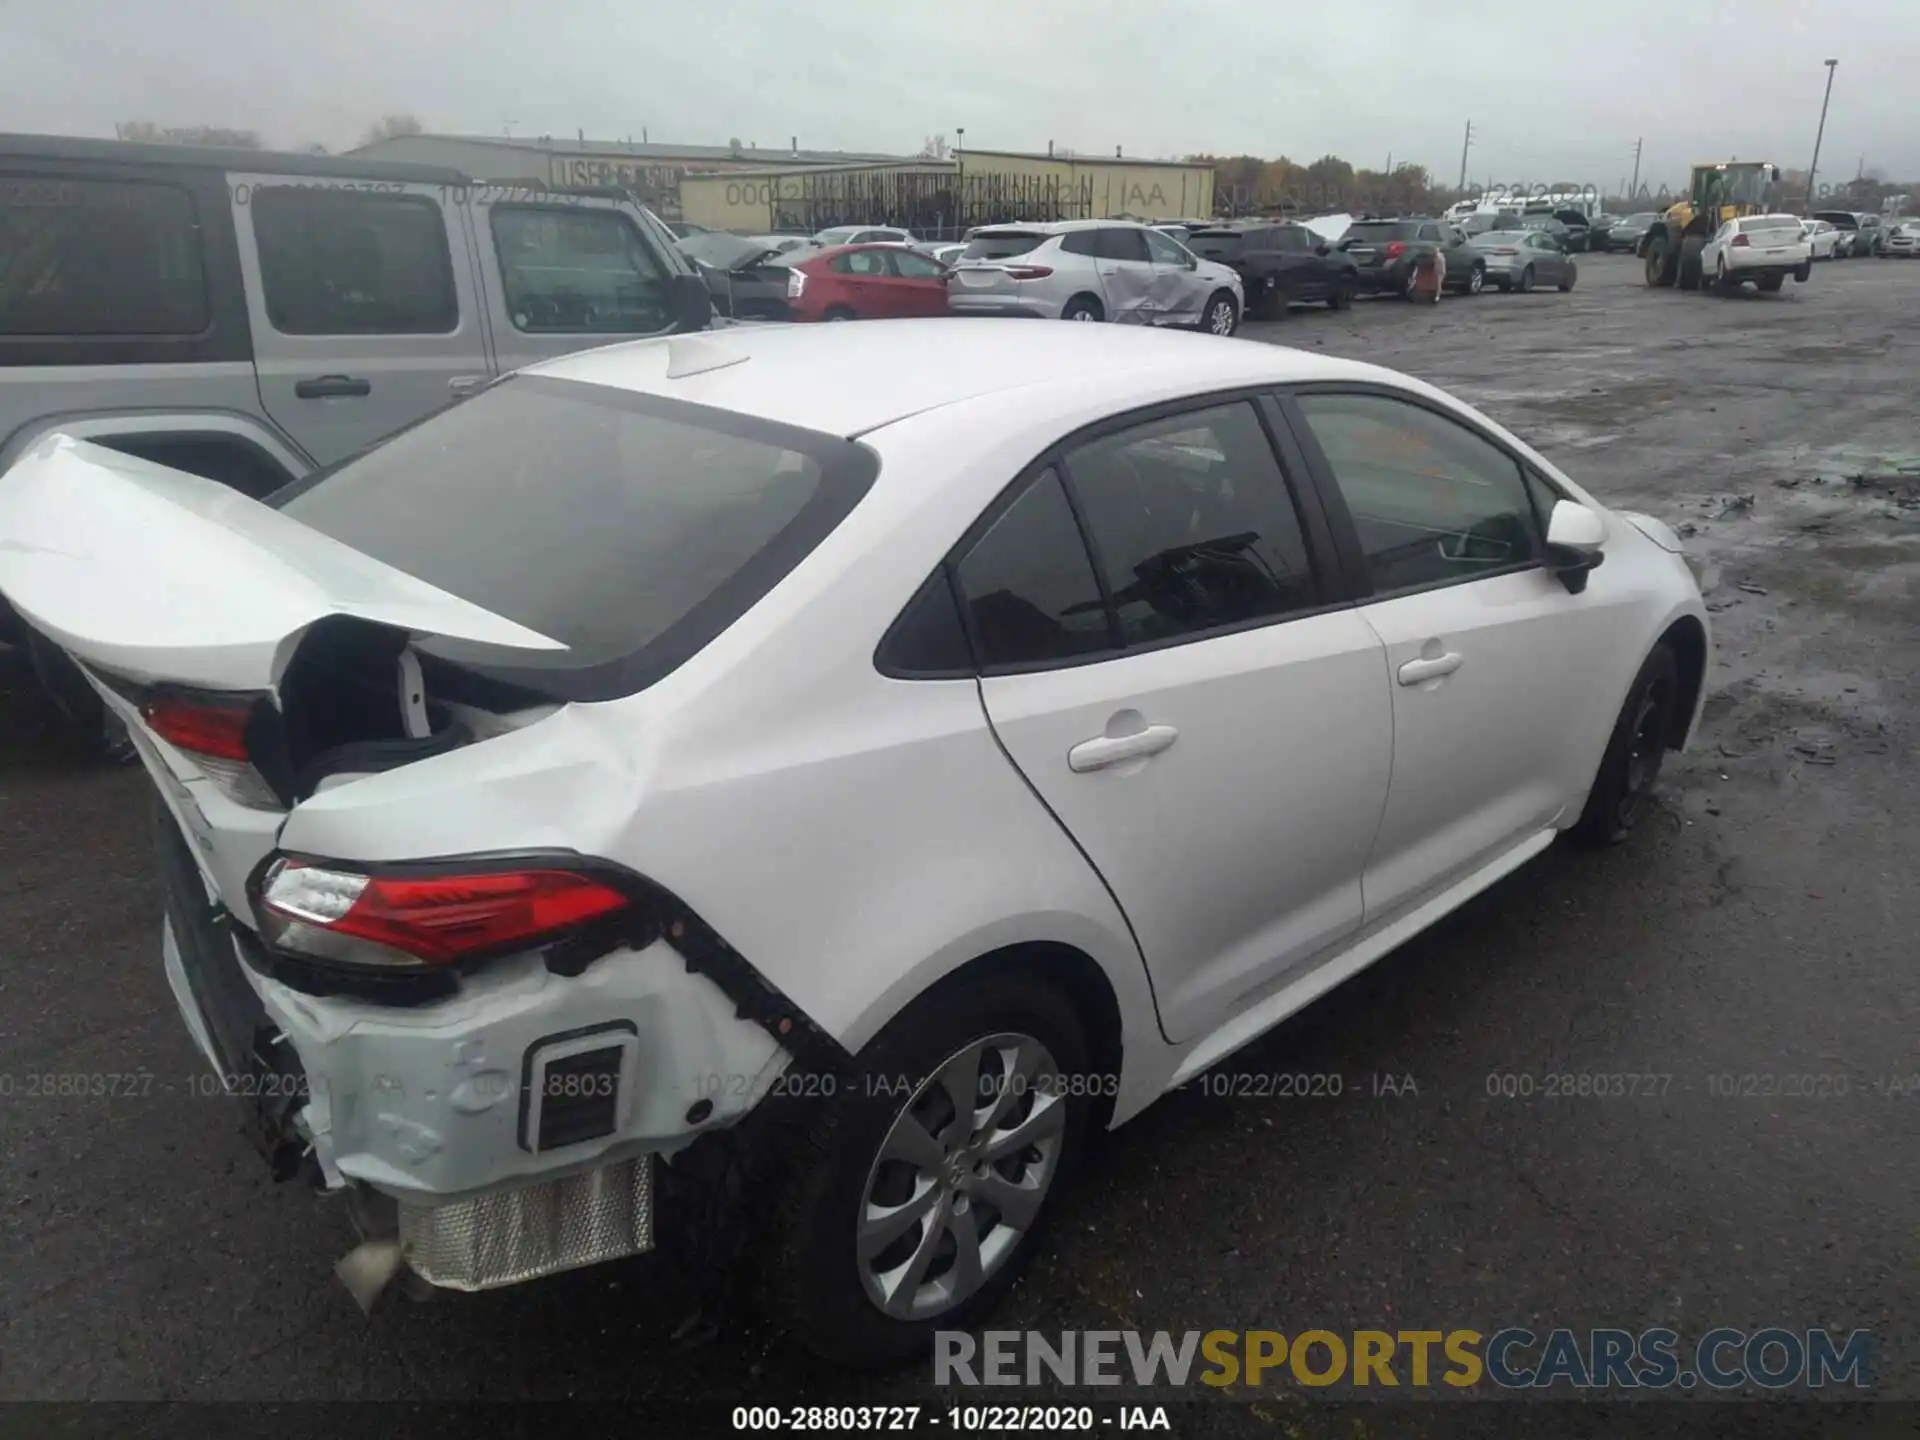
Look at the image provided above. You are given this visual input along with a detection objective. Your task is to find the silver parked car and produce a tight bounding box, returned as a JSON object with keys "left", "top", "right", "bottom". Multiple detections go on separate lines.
{"left": 1468, "top": 229, "right": 1579, "bottom": 293}
{"left": 944, "top": 220, "right": 1245, "bottom": 334}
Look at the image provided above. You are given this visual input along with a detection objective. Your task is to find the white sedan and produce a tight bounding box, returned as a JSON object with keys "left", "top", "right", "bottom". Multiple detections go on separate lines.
{"left": 1802, "top": 218, "right": 1842, "bottom": 260}
{"left": 0, "top": 322, "right": 1708, "bottom": 1364}
{"left": 1702, "top": 214, "right": 1813, "bottom": 293}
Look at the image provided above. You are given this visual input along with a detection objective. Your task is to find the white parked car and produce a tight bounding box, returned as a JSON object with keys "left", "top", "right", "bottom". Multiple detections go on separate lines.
{"left": 1801, "top": 218, "right": 1842, "bottom": 260}
{"left": 1701, "top": 214, "right": 1813, "bottom": 293}
{"left": 0, "top": 322, "right": 1709, "bottom": 1364}
{"left": 812, "top": 224, "right": 917, "bottom": 246}
{"left": 946, "top": 220, "right": 1244, "bottom": 333}
{"left": 1884, "top": 217, "right": 1920, "bottom": 257}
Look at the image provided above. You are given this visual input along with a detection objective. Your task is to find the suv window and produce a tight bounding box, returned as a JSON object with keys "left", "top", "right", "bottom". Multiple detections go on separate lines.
{"left": 1059, "top": 231, "right": 1101, "bottom": 257}
{"left": 1275, "top": 227, "right": 1311, "bottom": 253}
{"left": 953, "top": 469, "right": 1113, "bottom": 669}
{"left": 277, "top": 376, "right": 874, "bottom": 696}
{"left": 1065, "top": 402, "right": 1318, "bottom": 645}
{"left": 1418, "top": 224, "right": 1443, "bottom": 242}
{"left": 490, "top": 206, "right": 672, "bottom": 334}
{"left": 1294, "top": 392, "right": 1541, "bottom": 594}
{"left": 0, "top": 176, "right": 208, "bottom": 336}
{"left": 252, "top": 187, "right": 456, "bottom": 335}
{"left": 1344, "top": 222, "right": 1413, "bottom": 242}
{"left": 1095, "top": 227, "right": 1152, "bottom": 263}
{"left": 1142, "top": 228, "right": 1192, "bottom": 265}
{"left": 962, "top": 231, "right": 1046, "bottom": 260}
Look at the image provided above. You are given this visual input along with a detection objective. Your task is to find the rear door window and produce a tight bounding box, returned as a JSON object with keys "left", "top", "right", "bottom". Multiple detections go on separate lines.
{"left": 251, "top": 187, "right": 457, "bottom": 334}
{"left": 1095, "top": 227, "right": 1152, "bottom": 262}
{"left": 275, "top": 375, "right": 877, "bottom": 698}
{"left": 952, "top": 469, "right": 1114, "bottom": 670}
{"left": 489, "top": 205, "right": 673, "bottom": 334}
{"left": 0, "top": 176, "right": 208, "bottom": 335}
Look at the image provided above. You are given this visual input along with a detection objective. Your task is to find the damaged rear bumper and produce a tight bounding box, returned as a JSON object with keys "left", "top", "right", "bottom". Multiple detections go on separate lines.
{"left": 156, "top": 808, "right": 797, "bottom": 1297}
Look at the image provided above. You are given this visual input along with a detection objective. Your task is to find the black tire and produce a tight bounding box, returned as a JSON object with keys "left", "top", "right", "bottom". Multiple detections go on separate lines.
{"left": 758, "top": 971, "right": 1094, "bottom": 1366}
{"left": 1759, "top": 273, "right": 1785, "bottom": 293}
{"left": 1326, "top": 278, "right": 1355, "bottom": 310}
{"left": 1517, "top": 265, "right": 1535, "bottom": 294}
{"left": 1677, "top": 236, "right": 1706, "bottom": 291}
{"left": 1200, "top": 291, "right": 1238, "bottom": 336}
{"left": 823, "top": 306, "right": 857, "bottom": 322}
{"left": 1060, "top": 295, "right": 1103, "bottom": 322}
{"left": 1644, "top": 236, "right": 1676, "bottom": 287}
{"left": 1570, "top": 644, "right": 1680, "bottom": 847}
{"left": 1557, "top": 266, "right": 1576, "bottom": 293}
{"left": 1253, "top": 282, "right": 1288, "bottom": 321}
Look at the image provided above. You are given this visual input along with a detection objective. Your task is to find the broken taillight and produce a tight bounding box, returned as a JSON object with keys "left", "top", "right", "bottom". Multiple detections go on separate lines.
{"left": 1730, "top": 234, "right": 1751, "bottom": 248}
{"left": 1383, "top": 241, "right": 1408, "bottom": 260}
{"left": 255, "top": 859, "right": 633, "bottom": 970}
{"left": 141, "top": 691, "right": 280, "bottom": 809}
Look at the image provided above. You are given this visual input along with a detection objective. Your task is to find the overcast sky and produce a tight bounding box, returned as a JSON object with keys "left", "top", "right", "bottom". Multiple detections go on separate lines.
{"left": 7, "top": 0, "right": 1917, "bottom": 191}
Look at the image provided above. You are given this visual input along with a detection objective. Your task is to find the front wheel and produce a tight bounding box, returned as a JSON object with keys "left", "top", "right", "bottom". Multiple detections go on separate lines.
{"left": 1644, "top": 236, "right": 1676, "bottom": 287}
{"left": 1060, "top": 295, "right": 1103, "bottom": 322}
{"left": 1464, "top": 264, "right": 1485, "bottom": 296}
{"left": 1557, "top": 266, "right": 1577, "bottom": 293}
{"left": 1201, "top": 292, "right": 1239, "bottom": 336}
{"left": 758, "top": 972, "right": 1093, "bottom": 1365}
{"left": 824, "top": 306, "right": 856, "bottom": 322}
{"left": 1570, "top": 644, "right": 1680, "bottom": 846}
{"left": 1326, "top": 278, "right": 1355, "bottom": 310}
{"left": 1517, "top": 265, "right": 1535, "bottom": 294}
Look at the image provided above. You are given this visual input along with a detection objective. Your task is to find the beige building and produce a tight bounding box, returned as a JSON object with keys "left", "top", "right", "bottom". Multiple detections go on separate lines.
{"left": 679, "top": 149, "right": 1215, "bottom": 233}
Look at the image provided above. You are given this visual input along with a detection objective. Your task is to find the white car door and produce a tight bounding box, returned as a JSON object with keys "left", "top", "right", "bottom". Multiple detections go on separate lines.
{"left": 1283, "top": 388, "right": 1632, "bottom": 920}
{"left": 229, "top": 172, "right": 491, "bottom": 467}
{"left": 1700, "top": 220, "right": 1734, "bottom": 274}
{"left": 958, "top": 398, "right": 1392, "bottom": 1042}
{"left": 1142, "top": 226, "right": 1205, "bottom": 324}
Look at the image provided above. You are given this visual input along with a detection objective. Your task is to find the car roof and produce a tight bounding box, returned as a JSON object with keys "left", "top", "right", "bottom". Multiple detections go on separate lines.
{"left": 527, "top": 321, "right": 1380, "bottom": 439}
{"left": 0, "top": 130, "right": 466, "bottom": 184}
{"left": 975, "top": 218, "right": 1145, "bottom": 235}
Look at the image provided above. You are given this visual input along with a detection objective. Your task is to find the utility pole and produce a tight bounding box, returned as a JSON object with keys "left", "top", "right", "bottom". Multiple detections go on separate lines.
{"left": 1630, "top": 137, "right": 1643, "bottom": 198}
{"left": 1457, "top": 120, "right": 1473, "bottom": 192}
{"left": 1805, "top": 59, "right": 1838, "bottom": 212}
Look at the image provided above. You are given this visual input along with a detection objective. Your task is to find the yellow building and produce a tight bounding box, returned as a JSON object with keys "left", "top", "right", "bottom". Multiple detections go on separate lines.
{"left": 679, "top": 150, "right": 1215, "bottom": 234}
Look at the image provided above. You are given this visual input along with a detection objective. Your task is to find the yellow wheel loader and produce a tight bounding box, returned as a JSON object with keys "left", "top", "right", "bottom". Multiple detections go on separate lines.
{"left": 1639, "top": 162, "right": 1785, "bottom": 290}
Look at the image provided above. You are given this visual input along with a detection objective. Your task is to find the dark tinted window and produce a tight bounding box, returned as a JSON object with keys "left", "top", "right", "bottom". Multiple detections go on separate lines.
{"left": 1095, "top": 227, "right": 1152, "bottom": 262}
{"left": 953, "top": 469, "right": 1112, "bottom": 669}
{"left": 962, "top": 231, "right": 1046, "bottom": 260}
{"left": 876, "top": 571, "right": 973, "bottom": 676}
{"left": 1066, "top": 402, "right": 1317, "bottom": 645}
{"left": 491, "top": 206, "right": 673, "bottom": 334}
{"left": 278, "top": 376, "right": 871, "bottom": 688}
{"left": 1184, "top": 230, "right": 1244, "bottom": 261}
{"left": 253, "top": 188, "right": 456, "bottom": 334}
{"left": 1295, "top": 392, "right": 1541, "bottom": 594}
{"left": 1275, "top": 227, "right": 1311, "bottom": 253}
{"left": 0, "top": 176, "right": 207, "bottom": 336}
{"left": 1418, "top": 224, "right": 1443, "bottom": 242}
{"left": 1345, "top": 222, "right": 1414, "bottom": 242}
{"left": 1059, "top": 231, "right": 1101, "bottom": 257}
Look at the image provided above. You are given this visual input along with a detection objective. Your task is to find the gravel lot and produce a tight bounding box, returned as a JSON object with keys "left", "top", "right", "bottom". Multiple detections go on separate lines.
{"left": 3, "top": 254, "right": 1917, "bottom": 1421}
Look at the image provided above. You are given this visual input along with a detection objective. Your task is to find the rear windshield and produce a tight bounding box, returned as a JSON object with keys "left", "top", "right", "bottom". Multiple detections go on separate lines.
{"left": 277, "top": 376, "right": 877, "bottom": 700}
{"left": 1739, "top": 216, "right": 1803, "bottom": 235}
{"left": 961, "top": 232, "right": 1046, "bottom": 260}
{"left": 1343, "top": 222, "right": 1412, "bottom": 240}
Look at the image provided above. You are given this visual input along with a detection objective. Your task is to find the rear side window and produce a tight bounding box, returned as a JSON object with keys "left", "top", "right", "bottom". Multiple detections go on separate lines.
{"left": 0, "top": 176, "right": 208, "bottom": 336}
{"left": 1095, "top": 228, "right": 1151, "bottom": 262}
{"left": 953, "top": 469, "right": 1113, "bottom": 669}
{"left": 1060, "top": 232, "right": 1101, "bottom": 257}
{"left": 276, "top": 376, "right": 876, "bottom": 698}
{"left": 1065, "top": 402, "right": 1318, "bottom": 644}
{"left": 491, "top": 206, "right": 672, "bottom": 334}
{"left": 252, "top": 188, "right": 456, "bottom": 334}
{"left": 962, "top": 231, "right": 1046, "bottom": 260}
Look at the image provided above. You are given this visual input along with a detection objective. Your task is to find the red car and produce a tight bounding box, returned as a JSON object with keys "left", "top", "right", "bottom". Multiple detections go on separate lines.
{"left": 784, "top": 243, "right": 951, "bottom": 321}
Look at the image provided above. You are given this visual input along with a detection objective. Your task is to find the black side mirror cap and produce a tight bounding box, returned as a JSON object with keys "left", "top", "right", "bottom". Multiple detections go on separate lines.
{"left": 1546, "top": 543, "right": 1604, "bottom": 594}
{"left": 669, "top": 273, "right": 715, "bottom": 331}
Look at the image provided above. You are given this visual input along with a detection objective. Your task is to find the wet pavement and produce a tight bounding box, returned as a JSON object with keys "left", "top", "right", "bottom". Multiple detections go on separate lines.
{"left": 1, "top": 255, "right": 1916, "bottom": 1421}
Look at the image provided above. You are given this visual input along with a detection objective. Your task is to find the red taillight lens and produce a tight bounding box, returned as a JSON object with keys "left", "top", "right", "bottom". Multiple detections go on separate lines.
{"left": 143, "top": 693, "right": 252, "bottom": 761}
{"left": 258, "top": 860, "right": 632, "bottom": 969}
{"left": 1384, "top": 241, "right": 1407, "bottom": 260}
{"left": 1004, "top": 265, "right": 1054, "bottom": 280}
{"left": 1731, "top": 234, "right": 1750, "bottom": 248}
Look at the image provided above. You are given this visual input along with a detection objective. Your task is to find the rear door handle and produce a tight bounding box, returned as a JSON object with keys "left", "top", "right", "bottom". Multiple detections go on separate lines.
{"left": 293, "top": 374, "right": 372, "bottom": 400}
{"left": 1398, "top": 652, "right": 1464, "bottom": 685}
{"left": 1068, "top": 724, "right": 1179, "bottom": 773}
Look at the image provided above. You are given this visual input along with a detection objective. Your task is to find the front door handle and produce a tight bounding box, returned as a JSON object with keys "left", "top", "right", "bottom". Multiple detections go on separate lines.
{"left": 293, "top": 374, "right": 372, "bottom": 400}
{"left": 1398, "top": 652, "right": 1464, "bottom": 686}
{"left": 1068, "top": 724, "right": 1179, "bottom": 773}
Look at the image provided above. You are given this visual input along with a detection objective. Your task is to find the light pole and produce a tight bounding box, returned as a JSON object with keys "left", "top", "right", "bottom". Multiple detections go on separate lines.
{"left": 1804, "top": 59, "right": 1838, "bottom": 213}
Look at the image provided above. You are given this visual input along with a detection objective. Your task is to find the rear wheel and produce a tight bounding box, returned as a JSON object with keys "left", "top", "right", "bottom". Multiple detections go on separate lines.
{"left": 1464, "top": 263, "right": 1485, "bottom": 296}
{"left": 759, "top": 972, "right": 1093, "bottom": 1365}
{"left": 1517, "top": 265, "right": 1535, "bottom": 294}
{"left": 1201, "top": 291, "right": 1239, "bottom": 336}
{"left": 824, "top": 306, "right": 856, "bottom": 322}
{"left": 1060, "top": 295, "right": 1103, "bottom": 322}
{"left": 1326, "top": 278, "right": 1355, "bottom": 310}
{"left": 1570, "top": 644, "right": 1680, "bottom": 846}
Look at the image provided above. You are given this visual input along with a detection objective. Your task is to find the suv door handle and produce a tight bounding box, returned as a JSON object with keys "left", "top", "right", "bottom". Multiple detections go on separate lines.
{"left": 1398, "top": 652, "right": 1464, "bottom": 685}
{"left": 293, "top": 374, "right": 372, "bottom": 399}
{"left": 1068, "top": 724, "right": 1179, "bottom": 773}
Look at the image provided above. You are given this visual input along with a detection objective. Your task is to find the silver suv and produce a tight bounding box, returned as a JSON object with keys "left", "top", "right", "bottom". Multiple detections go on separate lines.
{"left": 1, "top": 132, "right": 712, "bottom": 742}
{"left": 945, "top": 220, "right": 1243, "bottom": 334}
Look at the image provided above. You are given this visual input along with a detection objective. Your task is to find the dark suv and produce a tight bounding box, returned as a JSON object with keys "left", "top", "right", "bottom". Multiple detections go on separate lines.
{"left": 1183, "top": 221, "right": 1359, "bottom": 318}
{"left": 1338, "top": 218, "right": 1487, "bottom": 297}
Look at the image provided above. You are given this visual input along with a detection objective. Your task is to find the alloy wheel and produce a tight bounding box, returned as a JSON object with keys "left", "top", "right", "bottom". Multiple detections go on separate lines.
{"left": 857, "top": 1033, "right": 1067, "bottom": 1321}
{"left": 1467, "top": 266, "right": 1484, "bottom": 295}
{"left": 1208, "top": 298, "right": 1236, "bottom": 335}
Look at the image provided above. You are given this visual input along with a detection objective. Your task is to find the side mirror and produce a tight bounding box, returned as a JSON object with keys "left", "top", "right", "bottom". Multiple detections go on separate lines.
{"left": 1544, "top": 498, "right": 1606, "bottom": 594}
{"left": 1315, "top": 243, "right": 1331, "bottom": 256}
{"left": 668, "top": 272, "right": 716, "bottom": 332}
